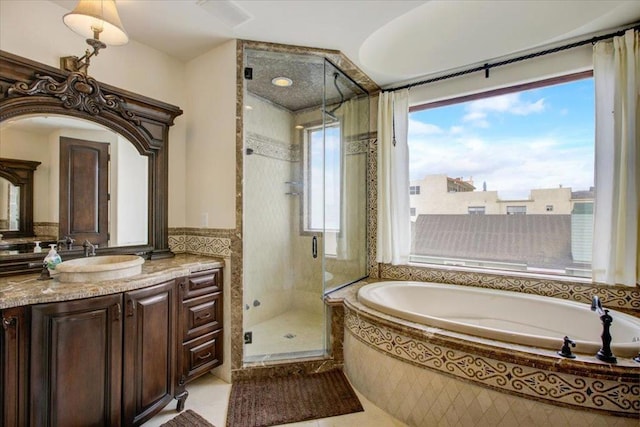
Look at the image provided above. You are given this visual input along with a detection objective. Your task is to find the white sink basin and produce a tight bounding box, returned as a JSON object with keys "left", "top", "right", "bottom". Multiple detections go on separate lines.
{"left": 56, "top": 255, "right": 145, "bottom": 283}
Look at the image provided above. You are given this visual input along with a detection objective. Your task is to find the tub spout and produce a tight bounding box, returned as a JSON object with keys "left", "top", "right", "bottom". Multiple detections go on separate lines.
{"left": 590, "top": 296, "right": 617, "bottom": 364}
{"left": 591, "top": 295, "right": 604, "bottom": 315}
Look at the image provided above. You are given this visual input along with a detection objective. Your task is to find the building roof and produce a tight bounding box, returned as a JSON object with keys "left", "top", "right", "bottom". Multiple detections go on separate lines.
{"left": 571, "top": 189, "right": 595, "bottom": 199}
{"left": 412, "top": 214, "right": 572, "bottom": 269}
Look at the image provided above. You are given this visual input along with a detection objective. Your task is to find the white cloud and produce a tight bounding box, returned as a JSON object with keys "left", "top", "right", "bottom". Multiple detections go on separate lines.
{"left": 462, "top": 93, "right": 545, "bottom": 127}
{"left": 408, "top": 134, "right": 594, "bottom": 198}
{"left": 408, "top": 118, "right": 443, "bottom": 136}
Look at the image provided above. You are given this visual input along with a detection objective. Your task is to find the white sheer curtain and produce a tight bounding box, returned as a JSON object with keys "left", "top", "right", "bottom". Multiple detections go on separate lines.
{"left": 377, "top": 89, "right": 410, "bottom": 265}
{"left": 592, "top": 28, "right": 639, "bottom": 286}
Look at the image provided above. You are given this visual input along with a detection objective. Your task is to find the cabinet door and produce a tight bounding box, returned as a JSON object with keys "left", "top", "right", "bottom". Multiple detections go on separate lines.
{"left": 30, "top": 294, "right": 123, "bottom": 427}
{"left": 123, "top": 280, "right": 177, "bottom": 426}
{"left": 2, "top": 306, "right": 29, "bottom": 427}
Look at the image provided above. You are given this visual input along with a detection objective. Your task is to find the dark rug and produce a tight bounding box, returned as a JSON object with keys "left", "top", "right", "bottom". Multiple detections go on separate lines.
{"left": 226, "top": 369, "right": 363, "bottom": 427}
{"left": 161, "top": 409, "right": 215, "bottom": 427}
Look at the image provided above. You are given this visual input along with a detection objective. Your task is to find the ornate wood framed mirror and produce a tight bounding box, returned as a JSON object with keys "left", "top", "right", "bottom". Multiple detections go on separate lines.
{"left": 0, "top": 50, "right": 183, "bottom": 273}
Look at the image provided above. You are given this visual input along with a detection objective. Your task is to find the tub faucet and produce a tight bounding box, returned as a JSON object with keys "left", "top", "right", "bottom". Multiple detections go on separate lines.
{"left": 590, "top": 296, "right": 617, "bottom": 364}
{"left": 82, "top": 240, "right": 96, "bottom": 257}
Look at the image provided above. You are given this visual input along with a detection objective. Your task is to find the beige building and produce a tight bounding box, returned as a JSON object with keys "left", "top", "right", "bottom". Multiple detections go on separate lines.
{"left": 410, "top": 174, "right": 592, "bottom": 219}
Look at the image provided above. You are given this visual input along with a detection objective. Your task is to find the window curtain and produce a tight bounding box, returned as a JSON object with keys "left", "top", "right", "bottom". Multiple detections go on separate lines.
{"left": 377, "top": 89, "right": 410, "bottom": 265}
{"left": 592, "top": 28, "right": 639, "bottom": 287}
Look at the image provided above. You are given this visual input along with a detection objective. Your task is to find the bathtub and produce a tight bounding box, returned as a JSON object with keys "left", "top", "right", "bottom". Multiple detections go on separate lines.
{"left": 358, "top": 281, "right": 640, "bottom": 358}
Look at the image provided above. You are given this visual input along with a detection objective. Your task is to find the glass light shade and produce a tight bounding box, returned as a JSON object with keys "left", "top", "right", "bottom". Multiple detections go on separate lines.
{"left": 63, "top": 0, "right": 128, "bottom": 46}
{"left": 271, "top": 77, "right": 293, "bottom": 87}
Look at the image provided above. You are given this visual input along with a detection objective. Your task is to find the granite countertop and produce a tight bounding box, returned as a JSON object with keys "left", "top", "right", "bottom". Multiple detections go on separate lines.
{"left": 0, "top": 254, "right": 224, "bottom": 309}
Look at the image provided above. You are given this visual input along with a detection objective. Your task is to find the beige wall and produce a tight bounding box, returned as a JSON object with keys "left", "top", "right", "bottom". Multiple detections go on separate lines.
{"left": 185, "top": 40, "right": 237, "bottom": 229}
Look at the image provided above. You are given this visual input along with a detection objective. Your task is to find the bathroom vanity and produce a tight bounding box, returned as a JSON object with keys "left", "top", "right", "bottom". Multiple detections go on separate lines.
{"left": 0, "top": 255, "right": 224, "bottom": 426}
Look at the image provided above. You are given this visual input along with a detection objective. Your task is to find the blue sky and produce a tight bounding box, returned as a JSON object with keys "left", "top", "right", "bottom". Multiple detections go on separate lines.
{"left": 408, "top": 78, "right": 595, "bottom": 200}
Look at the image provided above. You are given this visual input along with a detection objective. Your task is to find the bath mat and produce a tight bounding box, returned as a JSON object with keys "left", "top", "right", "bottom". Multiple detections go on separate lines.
{"left": 226, "top": 369, "right": 363, "bottom": 427}
{"left": 160, "top": 409, "right": 215, "bottom": 427}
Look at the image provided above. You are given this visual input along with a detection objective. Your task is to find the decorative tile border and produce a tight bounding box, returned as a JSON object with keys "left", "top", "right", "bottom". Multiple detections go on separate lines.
{"left": 377, "top": 263, "right": 640, "bottom": 312}
{"left": 34, "top": 222, "right": 58, "bottom": 239}
{"left": 345, "top": 134, "right": 370, "bottom": 155}
{"left": 245, "top": 131, "right": 299, "bottom": 162}
{"left": 367, "top": 136, "right": 379, "bottom": 279}
{"left": 344, "top": 305, "right": 639, "bottom": 418}
{"left": 168, "top": 228, "right": 232, "bottom": 258}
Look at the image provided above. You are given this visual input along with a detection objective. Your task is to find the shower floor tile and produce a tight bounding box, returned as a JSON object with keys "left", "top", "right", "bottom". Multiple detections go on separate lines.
{"left": 244, "top": 309, "right": 325, "bottom": 359}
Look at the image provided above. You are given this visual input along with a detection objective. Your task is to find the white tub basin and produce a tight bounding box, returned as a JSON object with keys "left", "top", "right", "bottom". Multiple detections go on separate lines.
{"left": 56, "top": 255, "right": 144, "bottom": 283}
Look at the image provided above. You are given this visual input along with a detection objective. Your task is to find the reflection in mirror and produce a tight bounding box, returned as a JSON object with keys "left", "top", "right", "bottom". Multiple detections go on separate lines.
{"left": 0, "top": 177, "right": 19, "bottom": 231}
{"left": 0, "top": 115, "right": 149, "bottom": 253}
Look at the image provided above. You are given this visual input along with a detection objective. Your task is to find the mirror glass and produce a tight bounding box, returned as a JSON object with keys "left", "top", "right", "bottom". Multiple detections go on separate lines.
{"left": 0, "top": 115, "right": 149, "bottom": 252}
{"left": 0, "top": 177, "right": 20, "bottom": 231}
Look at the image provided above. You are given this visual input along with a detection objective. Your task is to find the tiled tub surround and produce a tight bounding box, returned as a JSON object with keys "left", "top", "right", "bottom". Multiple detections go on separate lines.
{"left": 343, "top": 291, "right": 640, "bottom": 425}
{"left": 0, "top": 254, "right": 223, "bottom": 309}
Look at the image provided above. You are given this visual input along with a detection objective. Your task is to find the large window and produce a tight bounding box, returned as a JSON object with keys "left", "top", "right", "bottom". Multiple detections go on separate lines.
{"left": 408, "top": 75, "right": 594, "bottom": 277}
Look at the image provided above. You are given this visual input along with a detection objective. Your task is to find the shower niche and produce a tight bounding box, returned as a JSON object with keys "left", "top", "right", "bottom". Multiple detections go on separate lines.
{"left": 242, "top": 46, "right": 371, "bottom": 362}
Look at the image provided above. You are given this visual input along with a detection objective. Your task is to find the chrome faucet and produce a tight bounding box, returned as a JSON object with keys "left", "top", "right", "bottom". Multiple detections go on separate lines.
{"left": 57, "top": 236, "right": 75, "bottom": 250}
{"left": 82, "top": 240, "right": 96, "bottom": 257}
{"left": 590, "top": 295, "right": 617, "bottom": 364}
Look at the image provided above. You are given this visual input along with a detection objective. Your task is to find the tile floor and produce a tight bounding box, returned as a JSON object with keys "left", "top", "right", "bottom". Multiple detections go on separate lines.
{"left": 144, "top": 372, "right": 408, "bottom": 427}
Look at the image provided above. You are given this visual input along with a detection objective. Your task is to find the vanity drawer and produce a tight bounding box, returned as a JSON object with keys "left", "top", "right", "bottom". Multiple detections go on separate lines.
{"left": 182, "top": 293, "right": 222, "bottom": 341}
{"left": 182, "top": 268, "right": 222, "bottom": 299}
{"left": 182, "top": 330, "right": 222, "bottom": 382}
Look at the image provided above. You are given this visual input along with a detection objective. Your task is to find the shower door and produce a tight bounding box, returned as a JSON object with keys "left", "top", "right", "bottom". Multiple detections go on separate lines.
{"left": 242, "top": 49, "right": 369, "bottom": 363}
{"left": 321, "top": 60, "right": 369, "bottom": 294}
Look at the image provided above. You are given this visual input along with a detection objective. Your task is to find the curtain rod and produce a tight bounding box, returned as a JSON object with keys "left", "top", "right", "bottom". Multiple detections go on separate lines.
{"left": 388, "top": 24, "right": 639, "bottom": 92}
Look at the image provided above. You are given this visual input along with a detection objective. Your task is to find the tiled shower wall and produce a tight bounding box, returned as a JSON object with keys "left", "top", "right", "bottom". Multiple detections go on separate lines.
{"left": 243, "top": 93, "right": 300, "bottom": 328}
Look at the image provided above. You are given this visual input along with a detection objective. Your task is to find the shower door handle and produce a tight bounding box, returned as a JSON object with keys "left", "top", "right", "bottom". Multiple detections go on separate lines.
{"left": 312, "top": 236, "right": 318, "bottom": 258}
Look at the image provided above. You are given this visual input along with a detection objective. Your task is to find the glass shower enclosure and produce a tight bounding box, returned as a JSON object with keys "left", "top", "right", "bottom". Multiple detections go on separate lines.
{"left": 243, "top": 48, "right": 369, "bottom": 362}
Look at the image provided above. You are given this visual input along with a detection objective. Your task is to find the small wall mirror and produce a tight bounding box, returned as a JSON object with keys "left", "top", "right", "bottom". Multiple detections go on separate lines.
{"left": 0, "top": 157, "right": 40, "bottom": 238}
{"left": 0, "top": 177, "right": 20, "bottom": 231}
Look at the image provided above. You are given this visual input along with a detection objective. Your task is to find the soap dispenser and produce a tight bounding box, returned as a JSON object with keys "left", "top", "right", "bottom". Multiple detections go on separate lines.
{"left": 44, "top": 244, "right": 62, "bottom": 274}
{"left": 33, "top": 241, "right": 42, "bottom": 253}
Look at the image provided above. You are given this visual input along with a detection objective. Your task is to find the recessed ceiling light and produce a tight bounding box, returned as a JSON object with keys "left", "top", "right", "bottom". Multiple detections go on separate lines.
{"left": 295, "top": 125, "right": 304, "bottom": 129}
{"left": 245, "top": 105, "right": 253, "bottom": 110}
{"left": 271, "top": 77, "right": 293, "bottom": 87}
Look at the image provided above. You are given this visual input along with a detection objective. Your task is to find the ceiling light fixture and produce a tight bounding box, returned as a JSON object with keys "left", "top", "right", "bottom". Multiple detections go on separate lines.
{"left": 60, "top": 0, "right": 129, "bottom": 74}
{"left": 271, "top": 77, "right": 293, "bottom": 87}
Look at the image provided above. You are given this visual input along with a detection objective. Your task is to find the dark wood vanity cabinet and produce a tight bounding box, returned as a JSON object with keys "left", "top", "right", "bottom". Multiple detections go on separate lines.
{"left": 30, "top": 294, "right": 123, "bottom": 427}
{"left": 0, "top": 268, "right": 223, "bottom": 425}
{"left": 122, "top": 280, "right": 178, "bottom": 426}
{"left": 175, "top": 268, "right": 223, "bottom": 410}
{"left": 1, "top": 306, "right": 29, "bottom": 427}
